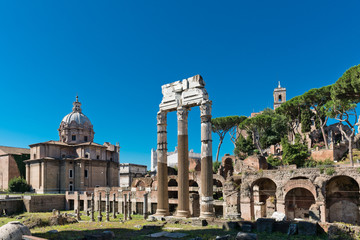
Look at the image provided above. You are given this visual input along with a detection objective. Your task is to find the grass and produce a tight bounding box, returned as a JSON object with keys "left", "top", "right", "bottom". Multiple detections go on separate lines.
{"left": 0, "top": 211, "right": 328, "bottom": 240}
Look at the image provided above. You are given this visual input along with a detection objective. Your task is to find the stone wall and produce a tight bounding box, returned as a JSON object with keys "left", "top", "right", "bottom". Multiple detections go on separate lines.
{"left": 23, "top": 195, "right": 65, "bottom": 212}
{"left": 0, "top": 199, "right": 24, "bottom": 215}
{"left": 311, "top": 149, "right": 334, "bottom": 161}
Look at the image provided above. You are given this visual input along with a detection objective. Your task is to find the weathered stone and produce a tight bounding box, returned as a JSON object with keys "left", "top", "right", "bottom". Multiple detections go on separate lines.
{"left": 147, "top": 216, "right": 157, "bottom": 222}
{"left": 327, "top": 223, "right": 359, "bottom": 240}
{"left": 256, "top": 218, "right": 274, "bottom": 233}
{"left": 215, "top": 234, "right": 230, "bottom": 240}
{"left": 273, "top": 221, "right": 290, "bottom": 234}
{"left": 287, "top": 223, "right": 297, "bottom": 235}
{"left": 0, "top": 221, "right": 31, "bottom": 240}
{"left": 223, "top": 221, "right": 240, "bottom": 231}
{"left": 271, "top": 211, "right": 286, "bottom": 221}
{"left": 241, "top": 224, "right": 252, "bottom": 233}
{"left": 235, "top": 232, "right": 257, "bottom": 240}
{"left": 142, "top": 224, "right": 163, "bottom": 230}
{"left": 297, "top": 221, "right": 317, "bottom": 236}
{"left": 192, "top": 218, "right": 208, "bottom": 226}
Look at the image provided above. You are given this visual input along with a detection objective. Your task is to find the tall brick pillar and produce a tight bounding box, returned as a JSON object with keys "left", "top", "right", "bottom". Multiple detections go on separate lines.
{"left": 200, "top": 100, "right": 214, "bottom": 218}
{"left": 176, "top": 106, "right": 190, "bottom": 218}
{"left": 155, "top": 110, "right": 169, "bottom": 216}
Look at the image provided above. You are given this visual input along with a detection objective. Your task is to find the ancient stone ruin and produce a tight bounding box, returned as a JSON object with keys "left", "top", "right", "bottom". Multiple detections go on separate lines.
{"left": 154, "top": 75, "right": 214, "bottom": 218}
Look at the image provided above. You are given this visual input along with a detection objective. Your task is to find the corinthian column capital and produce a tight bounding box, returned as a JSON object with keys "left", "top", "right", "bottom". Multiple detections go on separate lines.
{"left": 200, "top": 100, "right": 212, "bottom": 117}
{"left": 157, "top": 111, "right": 167, "bottom": 125}
{"left": 177, "top": 107, "right": 189, "bottom": 121}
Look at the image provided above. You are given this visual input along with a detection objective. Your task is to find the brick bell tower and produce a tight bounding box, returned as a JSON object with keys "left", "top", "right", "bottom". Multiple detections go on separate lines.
{"left": 273, "top": 81, "right": 286, "bottom": 110}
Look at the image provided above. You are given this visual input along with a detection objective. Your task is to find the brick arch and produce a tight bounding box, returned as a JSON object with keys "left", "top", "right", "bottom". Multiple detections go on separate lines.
{"left": 283, "top": 179, "right": 317, "bottom": 198}
{"left": 213, "top": 174, "right": 225, "bottom": 186}
{"left": 134, "top": 179, "right": 145, "bottom": 188}
{"left": 251, "top": 177, "right": 277, "bottom": 189}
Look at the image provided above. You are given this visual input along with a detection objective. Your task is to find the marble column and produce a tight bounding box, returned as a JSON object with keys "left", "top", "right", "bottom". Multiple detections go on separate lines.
{"left": 155, "top": 111, "right": 169, "bottom": 216}
{"left": 124, "top": 194, "right": 128, "bottom": 221}
{"left": 143, "top": 193, "right": 148, "bottom": 219}
{"left": 200, "top": 100, "right": 214, "bottom": 218}
{"left": 76, "top": 192, "right": 81, "bottom": 220}
{"left": 113, "top": 193, "right": 117, "bottom": 218}
{"left": 105, "top": 191, "right": 110, "bottom": 222}
{"left": 90, "top": 193, "right": 95, "bottom": 222}
{"left": 128, "top": 193, "right": 132, "bottom": 220}
{"left": 97, "top": 192, "right": 102, "bottom": 222}
{"left": 176, "top": 106, "right": 190, "bottom": 218}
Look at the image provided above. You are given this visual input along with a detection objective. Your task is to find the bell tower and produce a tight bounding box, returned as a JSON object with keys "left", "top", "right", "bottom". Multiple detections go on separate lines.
{"left": 273, "top": 81, "right": 286, "bottom": 109}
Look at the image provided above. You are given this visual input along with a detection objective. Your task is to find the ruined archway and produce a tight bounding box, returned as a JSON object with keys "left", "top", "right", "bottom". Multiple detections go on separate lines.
{"left": 155, "top": 75, "right": 214, "bottom": 218}
{"left": 326, "top": 175, "right": 360, "bottom": 224}
{"left": 223, "top": 158, "right": 234, "bottom": 177}
{"left": 285, "top": 188, "right": 315, "bottom": 220}
{"left": 251, "top": 178, "right": 277, "bottom": 219}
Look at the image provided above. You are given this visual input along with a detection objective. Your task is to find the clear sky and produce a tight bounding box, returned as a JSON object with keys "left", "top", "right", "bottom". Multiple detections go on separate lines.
{"left": 0, "top": 1, "right": 359, "bottom": 168}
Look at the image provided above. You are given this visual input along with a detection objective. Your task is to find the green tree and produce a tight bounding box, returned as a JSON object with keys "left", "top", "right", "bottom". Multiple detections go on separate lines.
{"left": 276, "top": 96, "right": 303, "bottom": 138}
{"left": 212, "top": 116, "right": 245, "bottom": 162}
{"left": 301, "top": 86, "right": 332, "bottom": 149}
{"left": 329, "top": 65, "right": 360, "bottom": 165}
{"left": 239, "top": 109, "right": 287, "bottom": 155}
{"left": 266, "top": 154, "right": 282, "bottom": 167}
{"left": 229, "top": 116, "right": 247, "bottom": 147}
{"left": 8, "top": 177, "right": 31, "bottom": 193}
{"left": 281, "top": 135, "right": 309, "bottom": 167}
{"left": 234, "top": 135, "right": 255, "bottom": 159}
{"left": 326, "top": 99, "right": 358, "bottom": 165}
{"left": 213, "top": 161, "right": 221, "bottom": 173}
{"left": 331, "top": 64, "right": 360, "bottom": 101}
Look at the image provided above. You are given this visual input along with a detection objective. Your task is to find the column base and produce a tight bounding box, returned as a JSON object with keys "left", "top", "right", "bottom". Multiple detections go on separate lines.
{"left": 200, "top": 211, "right": 215, "bottom": 219}
{"left": 154, "top": 209, "right": 170, "bottom": 217}
{"left": 176, "top": 210, "right": 190, "bottom": 218}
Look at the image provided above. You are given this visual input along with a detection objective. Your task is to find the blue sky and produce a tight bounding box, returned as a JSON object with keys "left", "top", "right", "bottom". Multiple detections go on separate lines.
{"left": 0, "top": 1, "right": 359, "bottom": 168}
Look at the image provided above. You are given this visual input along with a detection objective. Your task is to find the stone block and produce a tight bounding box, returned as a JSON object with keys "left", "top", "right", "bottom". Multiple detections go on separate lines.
{"left": 222, "top": 221, "right": 240, "bottom": 231}
{"left": 271, "top": 211, "right": 286, "bottom": 221}
{"left": 235, "top": 232, "right": 257, "bottom": 240}
{"left": 192, "top": 218, "right": 208, "bottom": 227}
{"left": 273, "top": 221, "right": 290, "bottom": 234}
{"left": 215, "top": 234, "right": 230, "bottom": 240}
{"left": 287, "top": 223, "right": 297, "bottom": 235}
{"left": 256, "top": 218, "right": 275, "bottom": 233}
{"left": 142, "top": 224, "right": 163, "bottom": 231}
{"left": 297, "top": 221, "right": 317, "bottom": 236}
{"left": 0, "top": 221, "right": 31, "bottom": 240}
{"left": 238, "top": 221, "right": 255, "bottom": 232}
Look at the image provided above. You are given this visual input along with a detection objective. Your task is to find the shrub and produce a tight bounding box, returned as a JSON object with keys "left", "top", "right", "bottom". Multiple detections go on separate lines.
{"left": 8, "top": 177, "right": 31, "bottom": 193}
{"left": 267, "top": 154, "right": 282, "bottom": 167}
{"left": 325, "top": 167, "right": 335, "bottom": 176}
{"left": 281, "top": 136, "right": 309, "bottom": 167}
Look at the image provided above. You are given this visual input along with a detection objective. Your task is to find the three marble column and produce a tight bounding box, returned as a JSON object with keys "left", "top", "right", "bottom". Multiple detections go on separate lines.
{"left": 155, "top": 100, "right": 214, "bottom": 218}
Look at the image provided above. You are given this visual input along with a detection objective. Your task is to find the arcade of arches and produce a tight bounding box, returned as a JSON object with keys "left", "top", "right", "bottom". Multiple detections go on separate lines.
{"left": 65, "top": 155, "right": 360, "bottom": 226}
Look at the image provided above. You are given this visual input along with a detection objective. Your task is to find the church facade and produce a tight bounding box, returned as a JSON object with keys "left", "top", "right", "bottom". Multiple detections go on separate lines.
{"left": 25, "top": 97, "right": 120, "bottom": 193}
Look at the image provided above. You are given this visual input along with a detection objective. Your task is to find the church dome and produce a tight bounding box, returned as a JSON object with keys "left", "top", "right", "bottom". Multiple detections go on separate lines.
{"left": 61, "top": 111, "right": 92, "bottom": 126}
{"left": 58, "top": 96, "right": 95, "bottom": 143}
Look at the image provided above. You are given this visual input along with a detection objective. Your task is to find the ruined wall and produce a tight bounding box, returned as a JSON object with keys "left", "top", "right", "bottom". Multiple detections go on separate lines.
{"left": 311, "top": 149, "right": 334, "bottom": 161}
{"left": 23, "top": 195, "right": 65, "bottom": 212}
{"left": 0, "top": 199, "right": 24, "bottom": 215}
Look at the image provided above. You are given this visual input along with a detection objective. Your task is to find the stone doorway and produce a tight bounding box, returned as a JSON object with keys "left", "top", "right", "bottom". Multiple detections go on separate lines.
{"left": 251, "top": 178, "right": 276, "bottom": 219}
{"left": 326, "top": 175, "right": 360, "bottom": 224}
{"left": 285, "top": 188, "right": 315, "bottom": 220}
